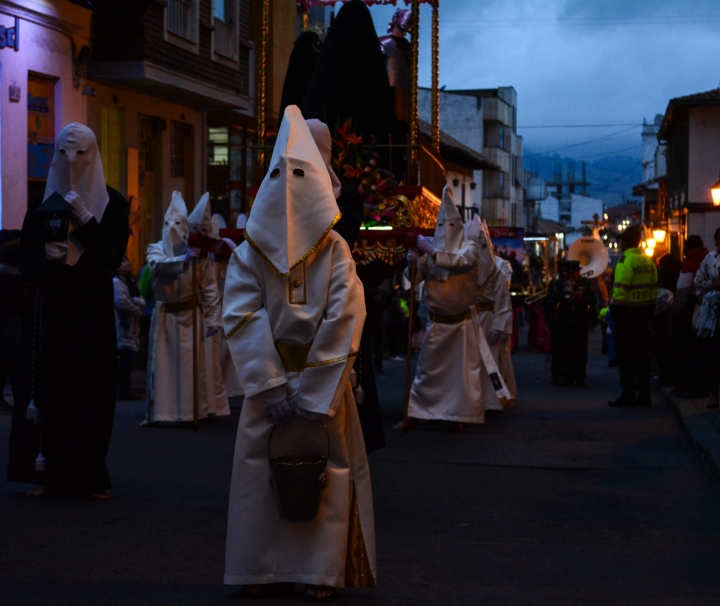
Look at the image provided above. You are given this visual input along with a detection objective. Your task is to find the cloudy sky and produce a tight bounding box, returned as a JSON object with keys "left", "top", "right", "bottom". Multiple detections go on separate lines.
{"left": 369, "top": 0, "right": 720, "bottom": 161}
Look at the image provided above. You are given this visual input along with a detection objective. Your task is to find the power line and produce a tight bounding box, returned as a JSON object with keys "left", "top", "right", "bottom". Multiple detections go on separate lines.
{"left": 526, "top": 125, "right": 640, "bottom": 157}
{"left": 519, "top": 123, "right": 640, "bottom": 129}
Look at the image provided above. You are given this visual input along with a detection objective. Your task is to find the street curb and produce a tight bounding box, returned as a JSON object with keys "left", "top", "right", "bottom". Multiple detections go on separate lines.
{"left": 661, "top": 388, "right": 720, "bottom": 486}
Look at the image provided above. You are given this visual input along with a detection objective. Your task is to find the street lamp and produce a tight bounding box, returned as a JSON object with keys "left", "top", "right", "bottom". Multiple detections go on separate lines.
{"left": 653, "top": 228, "right": 667, "bottom": 243}
{"left": 712, "top": 172, "right": 720, "bottom": 205}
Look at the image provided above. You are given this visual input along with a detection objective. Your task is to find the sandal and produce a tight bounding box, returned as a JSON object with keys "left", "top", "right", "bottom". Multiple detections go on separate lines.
{"left": 306, "top": 585, "right": 336, "bottom": 601}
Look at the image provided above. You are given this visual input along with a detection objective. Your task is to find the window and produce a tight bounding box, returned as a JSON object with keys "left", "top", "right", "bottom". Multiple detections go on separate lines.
{"left": 207, "top": 127, "right": 229, "bottom": 165}
{"left": 166, "top": 0, "right": 198, "bottom": 52}
{"left": 171, "top": 122, "right": 192, "bottom": 178}
{"left": 213, "top": 0, "right": 239, "bottom": 62}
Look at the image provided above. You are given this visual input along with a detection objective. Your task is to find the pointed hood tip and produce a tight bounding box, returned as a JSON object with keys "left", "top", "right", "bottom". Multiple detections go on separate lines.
{"left": 245, "top": 104, "right": 340, "bottom": 276}
{"left": 188, "top": 191, "right": 212, "bottom": 234}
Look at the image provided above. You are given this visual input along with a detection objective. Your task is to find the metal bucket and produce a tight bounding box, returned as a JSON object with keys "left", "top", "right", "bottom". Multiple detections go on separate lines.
{"left": 268, "top": 420, "right": 329, "bottom": 521}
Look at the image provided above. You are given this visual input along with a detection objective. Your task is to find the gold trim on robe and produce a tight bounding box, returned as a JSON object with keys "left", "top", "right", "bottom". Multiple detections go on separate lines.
{"left": 244, "top": 213, "right": 342, "bottom": 278}
{"left": 345, "top": 483, "right": 376, "bottom": 588}
{"left": 225, "top": 311, "right": 254, "bottom": 340}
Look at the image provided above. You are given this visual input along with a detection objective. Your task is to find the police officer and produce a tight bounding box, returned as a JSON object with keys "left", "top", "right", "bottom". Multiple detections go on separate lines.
{"left": 546, "top": 259, "right": 597, "bottom": 386}
{"left": 609, "top": 226, "right": 658, "bottom": 407}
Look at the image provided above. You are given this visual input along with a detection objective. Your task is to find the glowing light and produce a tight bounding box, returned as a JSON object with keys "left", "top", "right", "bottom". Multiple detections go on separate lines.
{"left": 653, "top": 229, "right": 666, "bottom": 243}
{"left": 712, "top": 176, "right": 720, "bottom": 205}
{"left": 644, "top": 247, "right": 654, "bottom": 257}
{"left": 646, "top": 238, "right": 656, "bottom": 249}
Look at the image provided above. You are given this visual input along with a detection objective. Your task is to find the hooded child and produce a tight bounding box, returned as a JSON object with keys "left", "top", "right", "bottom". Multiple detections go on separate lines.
{"left": 188, "top": 195, "right": 231, "bottom": 417}
{"left": 7, "top": 123, "right": 130, "bottom": 498}
{"left": 144, "top": 191, "right": 222, "bottom": 423}
{"left": 464, "top": 216, "right": 517, "bottom": 408}
{"left": 222, "top": 105, "right": 375, "bottom": 599}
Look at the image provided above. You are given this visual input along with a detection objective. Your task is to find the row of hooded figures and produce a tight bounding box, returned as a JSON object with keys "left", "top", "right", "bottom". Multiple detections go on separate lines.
{"left": 143, "top": 107, "right": 519, "bottom": 595}
{"left": 11, "top": 106, "right": 518, "bottom": 599}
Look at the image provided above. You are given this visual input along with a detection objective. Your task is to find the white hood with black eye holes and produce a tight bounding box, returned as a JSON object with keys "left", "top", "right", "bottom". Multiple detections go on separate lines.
{"left": 188, "top": 192, "right": 212, "bottom": 235}
{"left": 464, "top": 215, "right": 496, "bottom": 286}
{"left": 162, "top": 191, "right": 189, "bottom": 257}
{"left": 433, "top": 186, "right": 464, "bottom": 254}
{"left": 244, "top": 105, "right": 340, "bottom": 277}
{"left": 43, "top": 123, "right": 109, "bottom": 265}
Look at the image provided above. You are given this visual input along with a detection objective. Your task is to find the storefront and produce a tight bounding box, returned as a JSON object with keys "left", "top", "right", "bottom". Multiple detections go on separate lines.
{"left": 0, "top": 2, "right": 92, "bottom": 228}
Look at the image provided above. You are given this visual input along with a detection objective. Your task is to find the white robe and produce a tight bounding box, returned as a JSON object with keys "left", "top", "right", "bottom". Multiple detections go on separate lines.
{"left": 222, "top": 231, "right": 376, "bottom": 588}
{"left": 202, "top": 256, "right": 231, "bottom": 415}
{"left": 216, "top": 258, "right": 244, "bottom": 398}
{"left": 408, "top": 241, "right": 484, "bottom": 423}
{"left": 146, "top": 244, "right": 221, "bottom": 422}
{"left": 477, "top": 267, "right": 518, "bottom": 410}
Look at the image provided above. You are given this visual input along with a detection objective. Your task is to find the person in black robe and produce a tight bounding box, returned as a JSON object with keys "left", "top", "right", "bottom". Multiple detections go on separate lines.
{"left": 7, "top": 123, "right": 129, "bottom": 498}
{"left": 279, "top": 30, "right": 321, "bottom": 120}
{"left": 301, "top": 0, "right": 397, "bottom": 157}
{"left": 306, "top": 117, "right": 386, "bottom": 453}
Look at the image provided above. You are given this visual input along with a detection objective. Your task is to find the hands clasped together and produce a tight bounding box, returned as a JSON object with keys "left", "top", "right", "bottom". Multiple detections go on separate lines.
{"left": 260, "top": 385, "right": 320, "bottom": 424}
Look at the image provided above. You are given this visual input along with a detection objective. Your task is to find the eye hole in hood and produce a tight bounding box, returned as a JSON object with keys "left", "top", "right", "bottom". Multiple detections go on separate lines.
{"left": 270, "top": 168, "right": 280, "bottom": 178}
{"left": 292, "top": 168, "right": 305, "bottom": 177}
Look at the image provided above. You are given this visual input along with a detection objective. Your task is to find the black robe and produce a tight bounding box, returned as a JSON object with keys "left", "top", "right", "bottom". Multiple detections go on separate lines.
{"left": 301, "top": 0, "right": 397, "bottom": 147}
{"left": 7, "top": 187, "right": 130, "bottom": 494}
{"left": 333, "top": 186, "right": 386, "bottom": 454}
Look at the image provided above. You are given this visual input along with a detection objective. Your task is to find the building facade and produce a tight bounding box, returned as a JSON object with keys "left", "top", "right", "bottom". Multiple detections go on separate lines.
{"left": 658, "top": 89, "right": 720, "bottom": 257}
{"left": 419, "top": 86, "right": 524, "bottom": 227}
{"left": 0, "top": 0, "right": 94, "bottom": 229}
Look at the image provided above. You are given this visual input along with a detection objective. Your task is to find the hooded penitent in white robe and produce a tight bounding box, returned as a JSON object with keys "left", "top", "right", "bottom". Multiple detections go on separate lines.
{"left": 222, "top": 105, "right": 375, "bottom": 588}
{"left": 464, "top": 217, "right": 518, "bottom": 410}
{"left": 407, "top": 187, "right": 485, "bottom": 423}
{"left": 188, "top": 195, "right": 230, "bottom": 416}
{"left": 145, "top": 191, "right": 222, "bottom": 422}
{"left": 211, "top": 213, "right": 244, "bottom": 398}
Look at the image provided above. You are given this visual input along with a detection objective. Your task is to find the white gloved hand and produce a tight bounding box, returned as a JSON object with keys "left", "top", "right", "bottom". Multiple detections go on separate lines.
{"left": 221, "top": 237, "right": 238, "bottom": 251}
{"left": 416, "top": 235, "right": 437, "bottom": 257}
{"left": 65, "top": 191, "right": 93, "bottom": 226}
{"left": 295, "top": 407, "right": 320, "bottom": 422}
{"left": 205, "top": 325, "right": 221, "bottom": 338}
{"left": 261, "top": 385, "right": 292, "bottom": 424}
{"left": 488, "top": 329, "right": 504, "bottom": 346}
{"left": 407, "top": 248, "right": 421, "bottom": 262}
{"left": 183, "top": 247, "right": 201, "bottom": 263}
{"left": 132, "top": 296, "right": 146, "bottom": 309}
{"left": 45, "top": 241, "right": 68, "bottom": 261}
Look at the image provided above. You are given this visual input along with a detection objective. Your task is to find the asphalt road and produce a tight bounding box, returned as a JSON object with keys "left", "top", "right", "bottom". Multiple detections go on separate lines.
{"left": 2, "top": 330, "right": 720, "bottom": 605}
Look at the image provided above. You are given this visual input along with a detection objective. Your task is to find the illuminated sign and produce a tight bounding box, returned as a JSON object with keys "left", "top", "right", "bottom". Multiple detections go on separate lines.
{"left": 0, "top": 18, "right": 19, "bottom": 51}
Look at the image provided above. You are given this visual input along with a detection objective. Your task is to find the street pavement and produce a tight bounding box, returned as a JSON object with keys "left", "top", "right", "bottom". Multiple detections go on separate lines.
{"left": 2, "top": 329, "right": 720, "bottom": 605}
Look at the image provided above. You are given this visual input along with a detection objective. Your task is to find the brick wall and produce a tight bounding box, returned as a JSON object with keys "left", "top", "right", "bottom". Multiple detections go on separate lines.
{"left": 92, "top": 0, "right": 251, "bottom": 98}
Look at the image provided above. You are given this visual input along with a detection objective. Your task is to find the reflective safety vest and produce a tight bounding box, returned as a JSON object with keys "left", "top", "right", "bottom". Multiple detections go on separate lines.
{"left": 611, "top": 248, "right": 658, "bottom": 307}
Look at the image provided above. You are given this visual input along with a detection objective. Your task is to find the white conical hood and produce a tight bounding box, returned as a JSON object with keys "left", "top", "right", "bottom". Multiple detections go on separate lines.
{"left": 245, "top": 105, "right": 340, "bottom": 277}
{"left": 44, "top": 123, "right": 109, "bottom": 266}
{"left": 211, "top": 213, "right": 227, "bottom": 239}
{"left": 162, "top": 191, "right": 189, "bottom": 257}
{"left": 188, "top": 192, "right": 212, "bottom": 235}
{"left": 464, "top": 215, "right": 496, "bottom": 285}
{"left": 306, "top": 118, "right": 342, "bottom": 199}
{"left": 433, "top": 186, "right": 464, "bottom": 254}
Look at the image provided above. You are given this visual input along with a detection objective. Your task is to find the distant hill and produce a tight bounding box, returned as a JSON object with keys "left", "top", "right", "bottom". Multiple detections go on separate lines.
{"left": 524, "top": 152, "right": 642, "bottom": 207}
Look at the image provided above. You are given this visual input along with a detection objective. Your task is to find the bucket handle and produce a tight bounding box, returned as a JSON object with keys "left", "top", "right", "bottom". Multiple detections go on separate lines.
{"left": 268, "top": 417, "right": 330, "bottom": 460}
